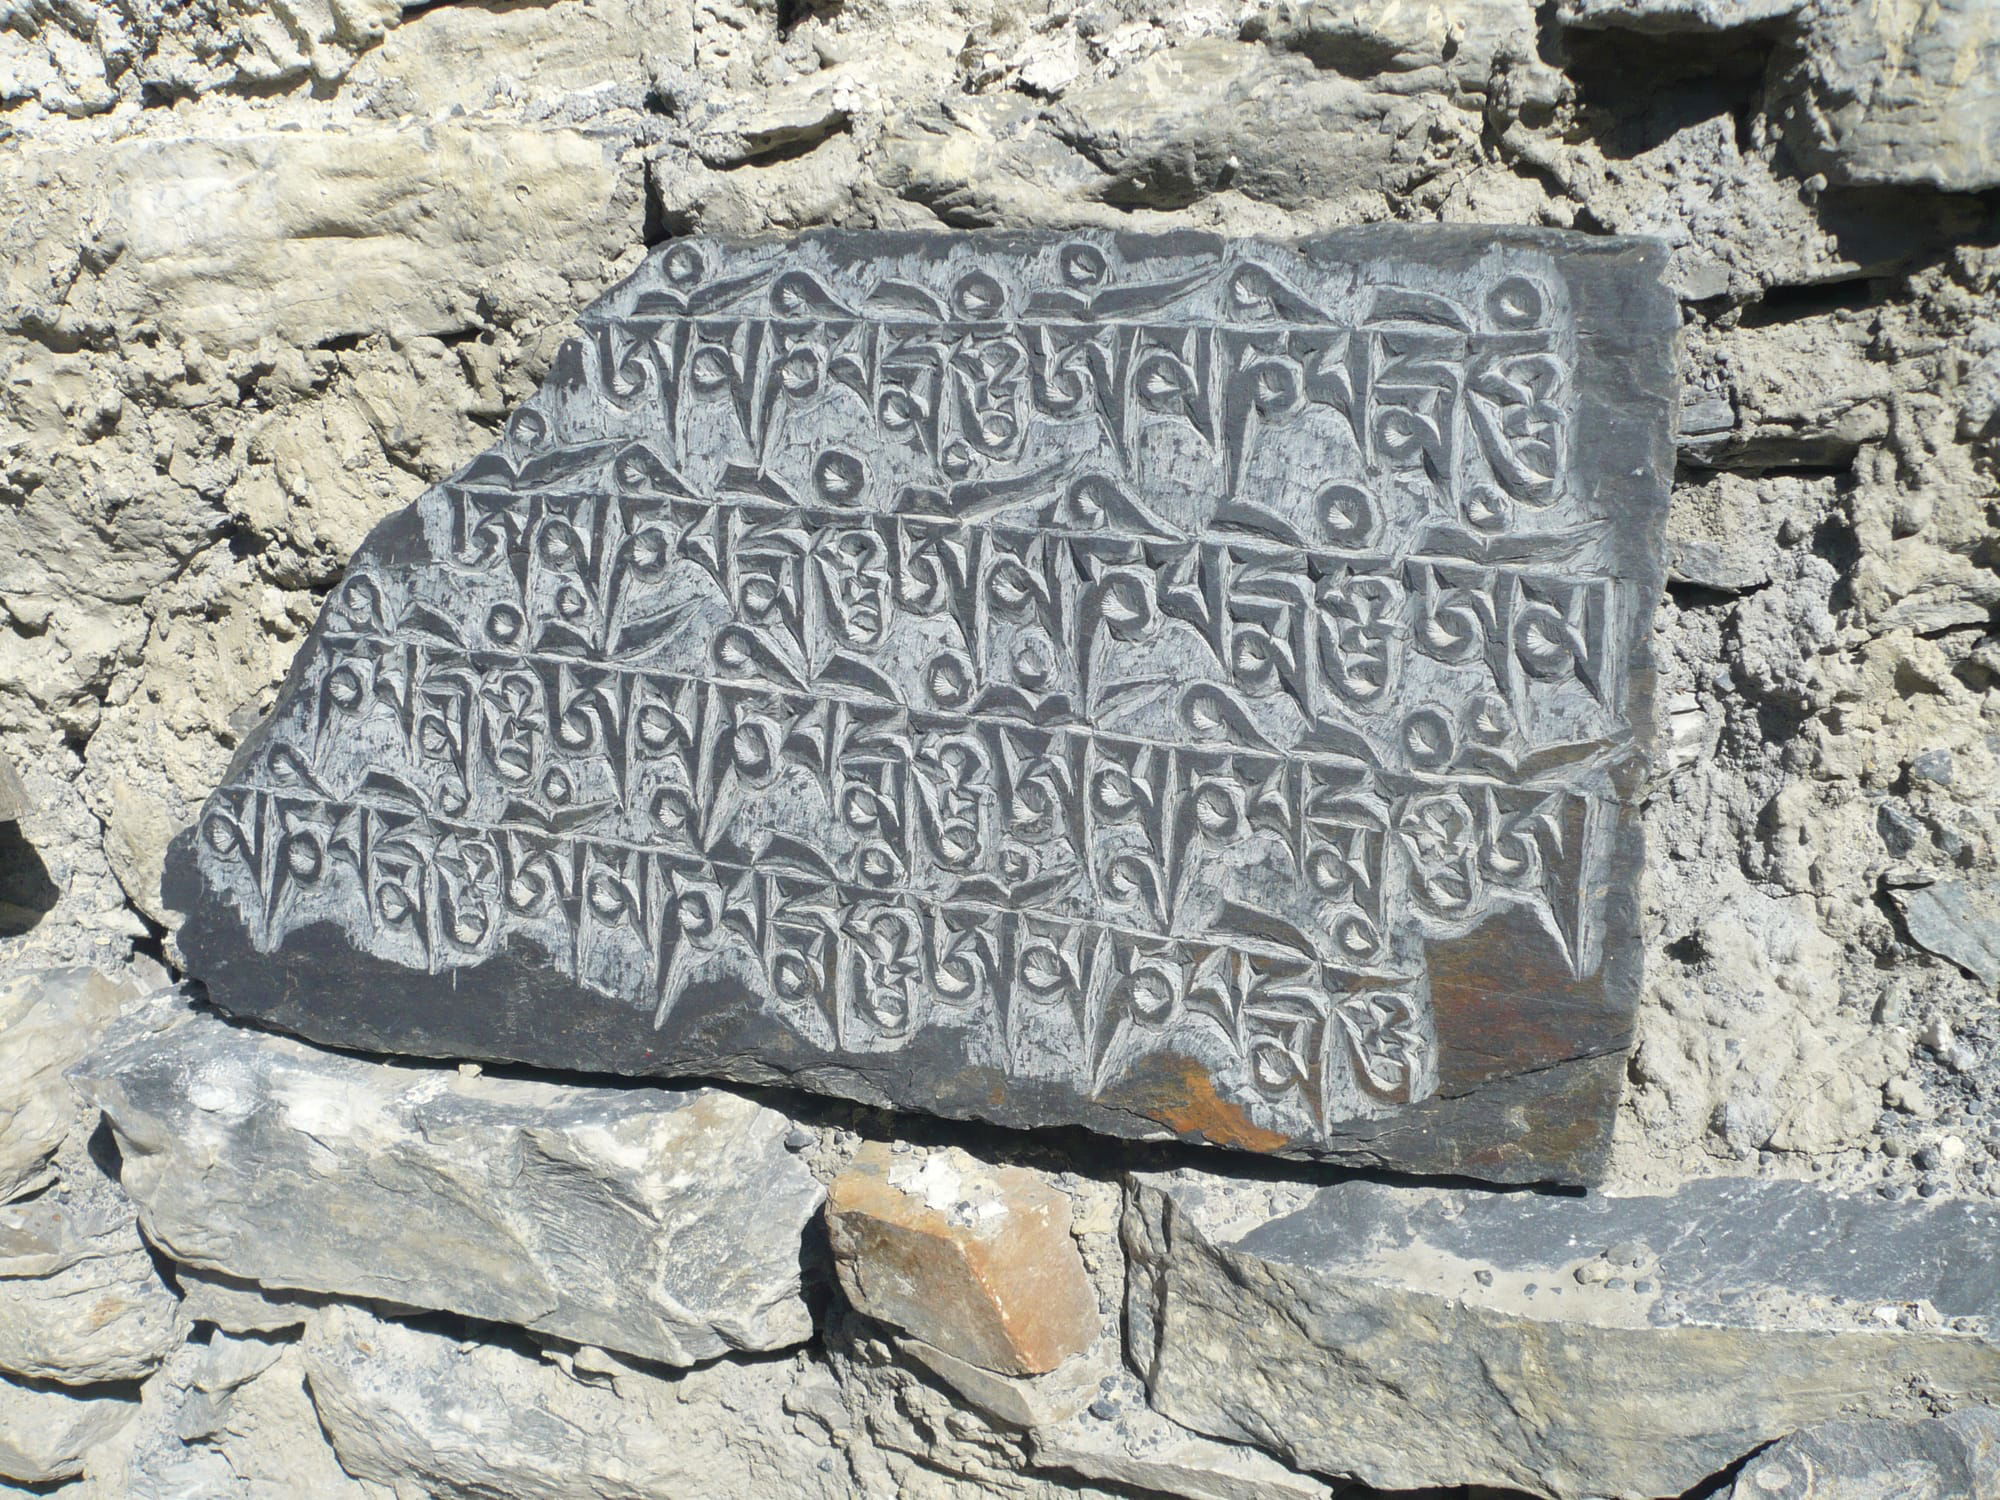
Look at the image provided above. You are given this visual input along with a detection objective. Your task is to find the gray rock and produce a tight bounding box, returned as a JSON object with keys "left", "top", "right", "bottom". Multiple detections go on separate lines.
{"left": 174, "top": 1266, "right": 323, "bottom": 1336}
{"left": 166, "top": 227, "right": 1677, "bottom": 1187}
{"left": 0, "top": 1371, "right": 136, "bottom": 1486}
{"left": 1123, "top": 1171, "right": 2000, "bottom": 1499}
{"left": 75, "top": 1335, "right": 396, "bottom": 1500}
{"left": 1786, "top": 0, "right": 2000, "bottom": 193}
{"left": 1893, "top": 877, "right": 2000, "bottom": 987}
{"left": 0, "top": 966, "right": 154, "bottom": 1202}
{"left": 1028, "top": 1368, "right": 1338, "bottom": 1500}
{"left": 79, "top": 999, "right": 822, "bottom": 1368}
{"left": 0, "top": 1178, "right": 186, "bottom": 1385}
{"left": 0, "top": 753, "right": 24, "bottom": 823}
{"left": 1559, "top": 0, "right": 1803, "bottom": 31}
{"left": 300, "top": 1302, "right": 852, "bottom": 1500}
{"left": 1729, "top": 1407, "right": 2000, "bottom": 1499}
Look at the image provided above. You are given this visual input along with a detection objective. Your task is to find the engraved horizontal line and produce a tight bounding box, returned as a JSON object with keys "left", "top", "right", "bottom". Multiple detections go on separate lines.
{"left": 577, "top": 312, "right": 1567, "bottom": 339}
{"left": 209, "top": 785, "right": 1421, "bottom": 980}
{"left": 302, "top": 633, "right": 1629, "bottom": 791}
{"left": 435, "top": 486, "right": 1620, "bottom": 579}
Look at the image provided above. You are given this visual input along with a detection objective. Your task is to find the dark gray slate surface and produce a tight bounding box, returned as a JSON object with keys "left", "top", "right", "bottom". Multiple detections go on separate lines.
{"left": 1123, "top": 1170, "right": 2000, "bottom": 1499}
{"left": 167, "top": 227, "right": 1676, "bottom": 1182}
{"left": 1235, "top": 1175, "right": 2000, "bottom": 1324}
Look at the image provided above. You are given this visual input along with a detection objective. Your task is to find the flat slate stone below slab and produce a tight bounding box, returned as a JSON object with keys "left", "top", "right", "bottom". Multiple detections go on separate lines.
{"left": 1122, "top": 1171, "right": 2000, "bottom": 1500}
{"left": 76, "top": 995, "right": 824, "bottom": 1369}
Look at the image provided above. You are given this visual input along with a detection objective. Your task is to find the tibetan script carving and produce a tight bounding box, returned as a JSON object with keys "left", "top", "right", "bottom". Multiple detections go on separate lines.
{"left": 167, "top": 228, "right": 1675, "bottom": 1183}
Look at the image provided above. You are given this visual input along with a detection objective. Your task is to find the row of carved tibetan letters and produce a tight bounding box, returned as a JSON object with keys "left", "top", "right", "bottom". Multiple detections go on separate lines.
{"left": 199, "top": 784, "right": 1439, "bottom": 1119}
{"left": 231, "top": 662, "right": 1601, "bottom": 975}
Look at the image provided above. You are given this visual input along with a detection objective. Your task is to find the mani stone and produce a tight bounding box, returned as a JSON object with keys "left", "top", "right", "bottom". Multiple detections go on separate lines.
{"left": 827, "top": 1142, "right": 1100, "bottom": 1376}
{"left": 166, "top": 227, "right": 1676, "bottom": 1184}
{"left": 1122, "top": 1172, "right": 2000, "bottom": 1500}
{"left": 77, "top": 995, "right": 823, "bottom": 1368}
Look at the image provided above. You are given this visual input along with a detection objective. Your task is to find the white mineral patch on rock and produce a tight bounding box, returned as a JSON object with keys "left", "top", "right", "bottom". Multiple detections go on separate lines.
{"left": 79, "top": 996, "right": 824, "bottom": 1368}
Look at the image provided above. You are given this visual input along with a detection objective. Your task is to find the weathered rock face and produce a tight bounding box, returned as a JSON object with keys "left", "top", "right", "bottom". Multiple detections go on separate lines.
{"left": 0, "top": 1372, "right": 136, "bottom": 1486}
{"left": 300, "top": 1301, "right": 853, "bottom": 1500}
{"left": 80, "top": 997, "right": 823, "bottom": 1367}
{"left": 0, "top": 1181, "right": 186, "bottom": 1385}
{"left": 8, "top": 0, "right": 2000, "bottom": 1493}
{"left": 166, "top": 226, "right": 1677, "bottom": 1185}
{"left": 828, "top": 1143, "right": 1100, "bottom": 1375}
{"left": 1728, "top": 1407, "right": 2000, "bottom": 1500}
{"left": 0, "top": 966, "right": 154, "bottom": 1202}
{"left": 1124, "top": 1171, "right": 2000, "bottom": 1499}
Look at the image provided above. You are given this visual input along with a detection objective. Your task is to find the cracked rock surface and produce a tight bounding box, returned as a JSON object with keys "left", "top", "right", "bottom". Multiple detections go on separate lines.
{"left": 2, "top": 0, "right": 1999, "bottom": 1494}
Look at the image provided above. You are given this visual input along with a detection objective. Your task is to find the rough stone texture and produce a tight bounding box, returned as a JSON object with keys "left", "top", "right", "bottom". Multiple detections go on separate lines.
{"left": 828, "top": 1143, "right": 1100, "bottom": 1376}
{"left": 80, "top": 995, "right": 824, "bottom": 1367}
{"left": 174, "top": 1266, "right": 323, "bottom": 1336}
{"left": 0, "top": 965, "right": 155, "bottom": 1202}
{"left": 167, "top": 225, "right": 1676, "bottom": 1185}
{"left": 300, "top": 1301, "right": 858, "bottom": 1500}
{"left": 1783, "top": 0, "right": 2000, "bottom": 193}
{"left": 1893, "top": 877, "right": 2000, "bottom": 988}
{"left": 1124, "top": 1170, "right": 2000, "bottom": 1499}
{"left": 0, "top": 1371, "right": 136, "bottom": 1486}
{"left": 1728, "top": 1406, "right": 2000, "bottom": 1500}
{"left": 69, "top": 1333, "right": 397, "bottom": 1500}
{"left": 7, "top": 0, "right": 2000, "bottom": 1494}
{"left": 0, "top": 1177, "right": 186, "bottom": 1385}
{"left": 1027, "top": 1368, "right": 1339, "bottom": 1500}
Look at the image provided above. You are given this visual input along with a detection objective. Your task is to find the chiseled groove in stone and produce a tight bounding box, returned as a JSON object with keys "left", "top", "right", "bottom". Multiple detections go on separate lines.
{"left": 76, "top": 998, "right": 823, "bottom": 1369}
{"left": 1122, "top": 1171, "right": 2000, "bottom": 1500}
{"left": 168, "top": 225, "right": 1676, "bottom": 1182}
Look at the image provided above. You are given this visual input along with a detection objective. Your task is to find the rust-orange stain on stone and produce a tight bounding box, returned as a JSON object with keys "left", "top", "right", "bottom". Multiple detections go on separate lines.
{"left": 1109, "top": 1054, "right": 1292, "bottom": 1154}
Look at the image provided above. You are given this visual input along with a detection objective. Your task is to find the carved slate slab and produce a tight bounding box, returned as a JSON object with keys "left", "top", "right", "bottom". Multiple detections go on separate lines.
{"left": 167, "top": 228, "right": 1676, "bottom": 1183}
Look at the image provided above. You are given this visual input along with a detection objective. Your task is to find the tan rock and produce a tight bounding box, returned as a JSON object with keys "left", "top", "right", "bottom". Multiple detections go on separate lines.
{"left": 827, "top": 1145, "right": 1099, "bottom": 1377}
{"left": 0, "top": 967, "right": 154, "bottom": 1203}
{"left": 0, "top": 1185, "right": 187, "bottom": 1386}
{"left": 0, "top": 1371, "right": 135, "bottom": 1486}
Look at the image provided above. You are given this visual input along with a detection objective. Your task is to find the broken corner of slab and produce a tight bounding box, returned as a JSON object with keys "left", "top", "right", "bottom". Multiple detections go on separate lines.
{"left": 166, "top": 226, "right": 1678, "bottom": 1183}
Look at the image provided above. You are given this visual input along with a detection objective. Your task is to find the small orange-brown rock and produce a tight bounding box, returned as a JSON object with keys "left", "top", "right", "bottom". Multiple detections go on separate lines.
{"left": 825, "top": 1144, "right": 1099, "bottom": 1376}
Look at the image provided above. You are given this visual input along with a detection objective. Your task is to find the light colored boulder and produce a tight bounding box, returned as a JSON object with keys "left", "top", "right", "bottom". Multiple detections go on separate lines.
{"left": 0, "top": 1371, "right": 136, "bottom": 1486}
{"left": 828, "top": 1144, "right": 1101, "bottom": 1377}
{"left": 0, "top": 1180, "right": 186, "bottom": 1385}
{"left": 301, "top": 1302, "right": 851, "bottom": 1500}
{"left": 80, "top": 999, "right": 824, "bottom": 1367}
{"left": 0, "top": 965, "right": 155, "bottom": 1202}
{"left": 1124, "top": 1171, "right": 2000, "bottom": 1500}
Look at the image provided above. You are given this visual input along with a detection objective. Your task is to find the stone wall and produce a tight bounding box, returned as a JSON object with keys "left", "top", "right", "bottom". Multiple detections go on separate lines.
{"left": 2, "top": 0, "right": 1997, "bottom": 1495}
